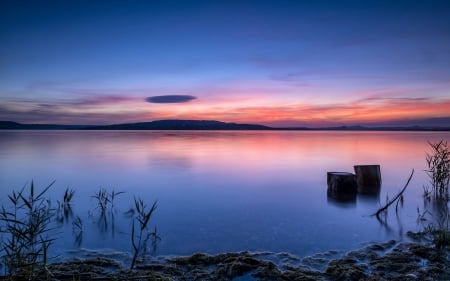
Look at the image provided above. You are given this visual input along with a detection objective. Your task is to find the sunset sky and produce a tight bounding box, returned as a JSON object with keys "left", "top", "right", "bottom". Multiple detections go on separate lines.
{"left": 1, "top": 0, "right": 450, "bottom": 127}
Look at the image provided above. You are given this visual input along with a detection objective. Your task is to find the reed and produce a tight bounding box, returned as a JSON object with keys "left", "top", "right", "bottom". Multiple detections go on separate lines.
{"left": 130, "top": 197, "right": 158, "bottom": 271}
{"left": 110, "top": 190, "right": 125, "bottom": 209}
{"left": 72, "top": 216, "right": 83, "bottom": 248}
{"left": 425, "top": 140, "right": 450, "bottom": 200}
{"left": 63, "top": 187, "right": 76, "bottom": 205}
{"left": 56, "top": 187, "right": 75, "bottom": 224}
{"left": 1, "top": 182, "right": 161, "bottom": 278}
{"left": 419, "top": 141, "right": 450, "bottom": 249}
{"left": 93, "top": 188, "right": 109, "bottom": 213}
{"left": 423, "top": 207, "right": 450, "bottom": 249}
{"left": 372, "top": 169, "right": 414, "bottom": 219}
{"left": 0, "top": 181, "right": 56, "bottom": 278}
{"left": 92, "top": 188, "right": 125, "bottom": 213}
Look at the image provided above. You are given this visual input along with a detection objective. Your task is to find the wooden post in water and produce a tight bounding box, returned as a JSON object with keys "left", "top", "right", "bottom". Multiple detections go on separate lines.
{"left": 327, "top": 172, "right": 357, "bottom": 200}
{"left": 354, "top": 165, "right": 381, "bottom": 194}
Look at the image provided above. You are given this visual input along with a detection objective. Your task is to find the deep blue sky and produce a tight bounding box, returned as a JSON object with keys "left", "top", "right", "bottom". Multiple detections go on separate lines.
{"left": 1, "top": 0, "right": 450, "bottom": 126}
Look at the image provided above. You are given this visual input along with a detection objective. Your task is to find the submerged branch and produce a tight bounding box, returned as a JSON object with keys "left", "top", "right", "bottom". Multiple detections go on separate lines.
{"left": 372, "top": 169, "right": 414, "bottom": 218}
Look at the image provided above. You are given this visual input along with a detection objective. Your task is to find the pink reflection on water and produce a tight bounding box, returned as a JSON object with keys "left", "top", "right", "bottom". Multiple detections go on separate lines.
{"left": 0, "top": 131, "right": 447, "bottom": 187}
{"left": 1, "top": 130, "right": 449, "bottom": 257}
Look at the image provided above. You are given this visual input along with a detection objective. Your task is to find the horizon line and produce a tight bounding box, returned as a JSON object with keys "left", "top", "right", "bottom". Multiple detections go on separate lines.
{"left": 1, "top": 119, "right": 450, "bottom": 131}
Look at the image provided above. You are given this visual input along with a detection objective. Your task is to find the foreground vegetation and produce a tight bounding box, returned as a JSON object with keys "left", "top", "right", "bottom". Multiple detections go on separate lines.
{"left": 0, "top": 184, "right": 158, "bottom": 279}
{"left": 422, "top": 140, "right": 450, "bottom": 249}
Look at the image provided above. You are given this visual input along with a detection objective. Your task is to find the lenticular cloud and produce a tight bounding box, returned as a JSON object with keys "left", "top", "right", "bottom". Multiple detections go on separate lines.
{"left": 145, "top": 95, "right": 197, "bottom": 103}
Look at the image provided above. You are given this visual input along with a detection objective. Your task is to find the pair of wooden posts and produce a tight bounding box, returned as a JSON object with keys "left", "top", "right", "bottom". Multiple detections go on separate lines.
{"left": 327, "top": 165, "right": 381, "bottom": 197}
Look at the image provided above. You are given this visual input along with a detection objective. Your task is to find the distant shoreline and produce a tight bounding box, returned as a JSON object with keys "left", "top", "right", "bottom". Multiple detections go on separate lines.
{"left": 1, "top": 120, "right": 450, "bottom": 131}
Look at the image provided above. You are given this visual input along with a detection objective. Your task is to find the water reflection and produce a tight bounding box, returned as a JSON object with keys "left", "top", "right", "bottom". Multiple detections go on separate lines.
{"left": 327, "top": 192, "right": 380, "bottom": 209}
{"left": 326, "top": 193, "right": 356, "bottom": 208}
{"left": 150, "top": 154, "right": 192, "bottom": 170}
{"left": 357, "top": 193, "right": 381, "bottom": 204}
{"left": 0, "top": 130, "right": 449, "bottom": 258}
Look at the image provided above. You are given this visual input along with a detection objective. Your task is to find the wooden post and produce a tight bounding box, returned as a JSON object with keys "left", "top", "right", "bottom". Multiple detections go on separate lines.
{"left": 354, "top": 165, "right": 381, "bottom": 194}
{"left": 327, "top": 172, "right": 357, "bottom": 197}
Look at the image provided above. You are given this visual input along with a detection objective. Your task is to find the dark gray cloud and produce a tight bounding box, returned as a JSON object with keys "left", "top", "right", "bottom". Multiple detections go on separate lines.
{"left": 0, "top": 103, "right": 147, "bottom": 125}
{"left": 146, "top": 95, "right": 197, "bottom": 103}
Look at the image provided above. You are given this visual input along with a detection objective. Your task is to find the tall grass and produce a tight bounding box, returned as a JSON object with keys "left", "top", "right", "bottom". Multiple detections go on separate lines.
{"left": 419, "top": 140, "right": 450, "bottom": 249}
{"left": 1, "top": 182, "right": 160, "bottom": 277}
{"left": 93, "top": 188, "right": 110, "bottom": 213}
{"left": 92, "top": 188, "right": 125, "bottom": 213}
{"left": 425, "top": 140, "right": 450, "bottom": 200}
{"left": 0, "top": 181, "right": 56, "bottom": 278}
{"left": 424, "top": 207, "right": 450, "bottom": 249}
{"left": 130, "top": 197, "right": 158, "bottom": 271}
{"left": 91, "top": 188, "right": 125, "bottom": 235}
{"left": 56, "top": 187, "right": 75, "bottom": 224}
{"left": 72, "top": 215, "right": 83, "bottom": 248}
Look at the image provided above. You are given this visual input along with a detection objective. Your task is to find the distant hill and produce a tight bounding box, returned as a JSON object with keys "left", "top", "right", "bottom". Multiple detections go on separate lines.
{"left": 1, "top": 120, "right": 449, "bottom": 131}
{"left": 0, "top": 120, "right": 271, "bottom": 130}
{"left": 86, "top": 120, "right": 272, "bottom": 130}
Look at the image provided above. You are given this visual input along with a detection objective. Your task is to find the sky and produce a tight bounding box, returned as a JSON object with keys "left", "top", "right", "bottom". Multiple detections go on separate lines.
{"left": 1, "top": 0, "right": 450, "bottom": 127}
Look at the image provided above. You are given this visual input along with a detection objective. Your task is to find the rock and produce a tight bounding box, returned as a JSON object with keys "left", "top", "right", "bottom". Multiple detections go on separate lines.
{"left": 346, "top": 248, "right": 378, "bottom": 261}
{"left": 215, "top": 256, "right": 262, "bottom": 279}
{"left": 406, "top": 231, "right": 427, "bottom": 241}
{"left": 301, "top": 256, "right": 329, "bottom": 269}
{"left": 277, "top": 252, "right": 301, "bottom": 262}
{"left": 281, "top": 266, "right": 323, "bottom": 281}
{"left": 172, "top": 252, "right": 214, "bottom": 266}
{"left": 408, "top": 243, "right": 442, "bottom": 262}
{"left": 82, "top": 257, "right": 121, "bottom": 268}
{"left": 35, "top": 241, "right": 450, "bottom": 281}
{"left": 369, "top": 249, "right": 421, "bottom": 276}
{"left": 325, "top": 257, "right": 368, "bottom": 280}
{"left": 366, "top": 240, "right": 396, "bottom": 251}
{"left": 252, "top": 263, "right": 284, "bottom": 281}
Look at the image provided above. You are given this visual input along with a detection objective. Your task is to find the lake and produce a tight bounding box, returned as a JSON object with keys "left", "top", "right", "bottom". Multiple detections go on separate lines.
{"left": 0, "top": 130, "right": 448, "bottom": 262}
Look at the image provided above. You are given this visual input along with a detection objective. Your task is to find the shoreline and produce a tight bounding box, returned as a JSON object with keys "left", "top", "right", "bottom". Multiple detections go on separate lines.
{"left": 12, "top": 231, "right": 448, "bottom": 281}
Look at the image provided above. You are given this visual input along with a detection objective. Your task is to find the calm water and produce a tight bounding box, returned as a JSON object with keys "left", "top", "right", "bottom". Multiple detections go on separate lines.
{"left": 0, "top": 130, "right": 449, "bottom": 261}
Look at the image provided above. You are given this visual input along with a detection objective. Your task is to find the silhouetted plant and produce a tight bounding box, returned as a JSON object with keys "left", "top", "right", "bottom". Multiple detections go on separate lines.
{"left": 1, "top": 182, "right": 161, "bottom": 277}
{"left": 91, "top": 188, "right": 125, "bottom": 235}
{"left": 93, "top": 188, "right": 110, "bottom": 213}
{"left": 148, "top": 226, "right": 161, "bottom": 255}
{"left": 416, "top": 207, "right": 431, "bottom": 225}
{"left": 72, "top": 216, "right": 83, "bottom": 248}
{"left": 425, "top": 140, "right": 450, "bottom": 200}
{"left": 92, "top": 188, "right": 125, "bottom": 214}
{"left": 422, "top": 207, "right": 450, "bottom": 250}
{"left": 56, "top": 187, "right": 75, "bottom": 224}
{"left": 434, "top": 210, "right": 450, "bottom": 249}
{"left": 0, "top": 181, "right": 56, "bottom": 279}
{"left": 130, "top": 197, "right": 158, "bottom": 271}
{"left": 372, "top": 169, "right": 414, "bottom": 220}
{"left": 110, "top": 190, "right": 125, "bottom": 209}
{"left": 63, "top": 187, "right": 75, "bottom": 205}
{"left": 419, "top": 141, "right": 450, "bottom": 249}
{"left": 423, "top": 185, "right": 432, "bottom": 201}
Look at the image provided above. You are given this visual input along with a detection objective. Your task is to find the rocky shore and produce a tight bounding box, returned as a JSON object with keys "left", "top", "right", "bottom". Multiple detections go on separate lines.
{"left": 40, "top": 231, "right": 450, "bottom": 281}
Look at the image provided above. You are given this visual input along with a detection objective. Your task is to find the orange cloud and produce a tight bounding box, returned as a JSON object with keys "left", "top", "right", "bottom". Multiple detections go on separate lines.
{"left": 142, "top": 96, "right": 450, "bottom": 127}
